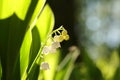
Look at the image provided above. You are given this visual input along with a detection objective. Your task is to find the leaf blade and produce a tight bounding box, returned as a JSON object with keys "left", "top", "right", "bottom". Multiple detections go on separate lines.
{"left": 20, "top": 29, "right": 32, "bottom": 80}
{"left": 36, "top": 4, "right": 55, "bottom": 42}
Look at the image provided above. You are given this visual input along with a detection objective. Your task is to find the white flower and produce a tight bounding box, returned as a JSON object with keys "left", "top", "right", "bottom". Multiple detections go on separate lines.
{"left": 42, "top": 45, "right": 57, "bottom": 54}
{"left": 53, "top": 35, "right": 64, "bottom": 42}
{"left": 51, "top": 42, "right": 61, "bottom": 49}
{"left": 40, "top": 62, "right": 50, "bottom": 70}
{"left": 42, "top": 41, "right": 61, "bottom": 55}
{"left": 48, "top": 42, "right": 61, "bottom": 54}
{"left": 42, "top": 46, "right": 50, "bottom": 55}
{"left": 49, "top": 46, "right": 57, "bottom": 53}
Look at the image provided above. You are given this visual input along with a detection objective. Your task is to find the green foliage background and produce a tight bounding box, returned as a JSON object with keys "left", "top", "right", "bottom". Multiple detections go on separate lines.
{"left": 0, "top": 0, "right": 56, "bottom": 79}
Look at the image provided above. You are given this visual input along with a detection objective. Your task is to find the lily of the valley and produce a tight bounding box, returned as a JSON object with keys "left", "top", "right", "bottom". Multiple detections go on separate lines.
{"left": 40, "top": 62, "right": 50, "bottom": 70}
{"left": 42, "top": 42, "right": 61, "bottom": 55}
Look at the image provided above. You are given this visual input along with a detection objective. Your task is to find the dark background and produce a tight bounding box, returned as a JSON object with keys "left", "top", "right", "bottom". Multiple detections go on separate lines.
{"left": 47, "top": 0, "right": 120, "bottom": 80}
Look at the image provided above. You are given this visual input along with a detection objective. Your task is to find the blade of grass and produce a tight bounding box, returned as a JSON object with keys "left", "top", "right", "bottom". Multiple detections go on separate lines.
{"left": 55, "top": 46, "right": 80, "bottom": 80}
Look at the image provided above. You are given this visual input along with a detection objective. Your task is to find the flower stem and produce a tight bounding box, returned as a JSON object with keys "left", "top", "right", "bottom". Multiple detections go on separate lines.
{"left": 27, "top": 26, "right": 64, "bottom": 76}
{"left": 27, "top": 44, "right": 44, "bottom": 74}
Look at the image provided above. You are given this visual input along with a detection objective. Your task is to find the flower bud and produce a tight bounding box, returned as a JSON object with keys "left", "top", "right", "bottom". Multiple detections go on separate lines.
{"left": 62, "top": 30, "right": 68, "bottom": 36}
{"left": 64, "top": 35, "right": 70, "bottom": 40}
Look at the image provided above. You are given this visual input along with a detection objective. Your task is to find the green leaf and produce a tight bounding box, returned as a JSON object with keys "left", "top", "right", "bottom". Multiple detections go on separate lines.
{"left": 0, "top": 0, "right": 14, "bottom": 19}
{"left": 36, "top": 4, "right": 55, "bottom": 42}
{"left": 43, "top": 51, "right": 60, "bottom": 80}
{"left": 20, "top": 0, "right": 45, "bottom": 80}
{"left": 29, "top": 0, "right": 46, "bottom": 27}
{"left": 20, "top": 2, "right": 54, "bottom": 80}
{"left": 0, "top": 60, "right": 2, "bottom": 79}
{"left": 20, "top": 29, "right": 32, "bottom": 80}
{"left": 15, "top": 0, "right": 31, "bottom": 20}
{"left": 0, "top": 0, "right": 55, "bottom": 79}
{"left": 0, "top": 0, "right": 31, "bottom": 20}
{"left": 27, "top": 27, "right": 40, "bottom": 80}
{"left": 0, "top": 0, "right": 41, "bottom": 78}
{"left": 0, "top": 15, "right": 28, "bottom": 80}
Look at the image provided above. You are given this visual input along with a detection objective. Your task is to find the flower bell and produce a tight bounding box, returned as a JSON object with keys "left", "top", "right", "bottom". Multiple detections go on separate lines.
{"left": 53, "top": 35, "right": 64, "bottom": 42}
{"left": 42, "top": 46, "right": 50, "bottom": 55}
{"left": 40, "top": 62, "right": 50, "bottom": 70}
{"left": 51, "top": 42, "right": 61, "bottom": 49}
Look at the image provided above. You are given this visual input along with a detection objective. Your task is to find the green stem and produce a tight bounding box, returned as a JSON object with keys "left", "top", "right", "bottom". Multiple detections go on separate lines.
{"left": 27, "top": 44, "right": 44, "bottom": 74}
{"left": 27, "top": 26, "right": 63, "bottom": 75}
{"left": 52, "top": 26, "right": 63, "bottom": 34}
